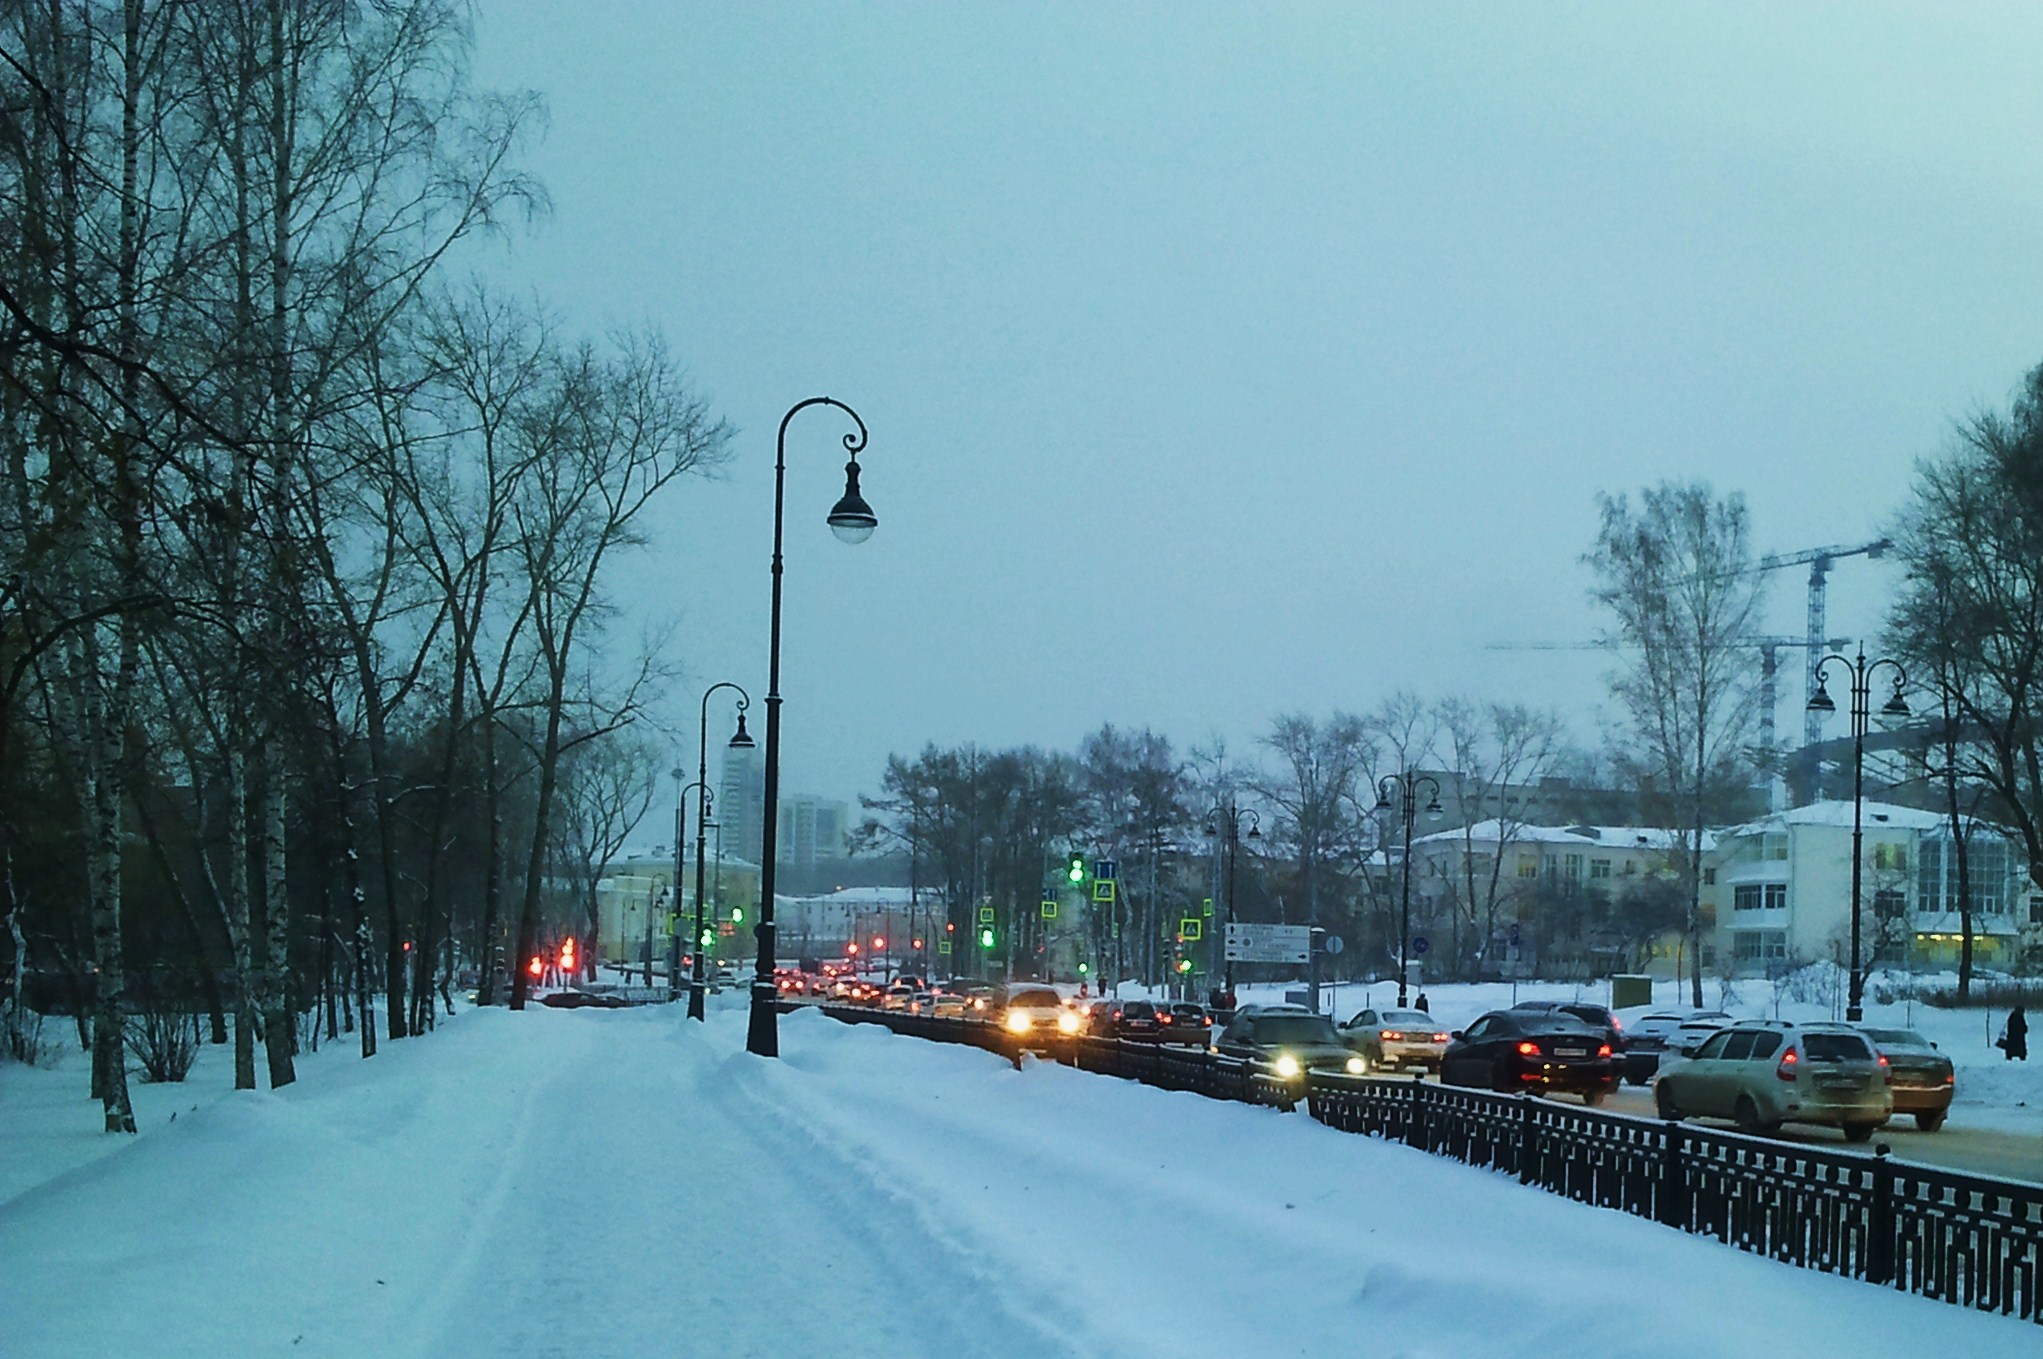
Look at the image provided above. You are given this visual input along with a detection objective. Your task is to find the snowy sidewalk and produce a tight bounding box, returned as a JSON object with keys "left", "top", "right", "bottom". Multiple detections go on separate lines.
{"left": 2, "top": 1002, "right": 2037, "bottom": 1358}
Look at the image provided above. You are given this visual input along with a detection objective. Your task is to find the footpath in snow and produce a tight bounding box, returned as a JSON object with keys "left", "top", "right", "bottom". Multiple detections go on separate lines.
{"left": 2, "top": 999, "right": 2038, "bottom": 1359}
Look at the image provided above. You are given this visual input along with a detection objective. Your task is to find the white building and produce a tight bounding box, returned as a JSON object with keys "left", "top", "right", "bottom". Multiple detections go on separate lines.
{"left": 1708, "top": 800, "right": 2033, "bottom": 975}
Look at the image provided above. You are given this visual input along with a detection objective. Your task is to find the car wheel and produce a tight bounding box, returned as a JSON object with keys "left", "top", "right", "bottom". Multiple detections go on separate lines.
{"left": 1654, "top": 1082, "right": 1681, "bottom": 1121}
{"left": 1842, "top": 1121, "right": 1878, "bottom": 1143}
{"left": 1734, "top": 1095, "right": 1780, "bottom": 1137}
{"left": 1580, "top": 1088, "right": 1606, "bottom": 1107}
{"left": 1913, "top": 1110, "right": 1947, "bottom": 1133}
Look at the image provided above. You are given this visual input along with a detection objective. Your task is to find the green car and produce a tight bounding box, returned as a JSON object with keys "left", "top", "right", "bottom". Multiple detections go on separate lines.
{"left": 1216, "top": 1011, "right": 1369, "bottom": 1079}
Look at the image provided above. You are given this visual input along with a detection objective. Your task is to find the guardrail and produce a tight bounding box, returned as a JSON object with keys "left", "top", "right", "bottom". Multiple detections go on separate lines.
{"left": 798, "top": 1001, "right": 2042, "bottom": 1327}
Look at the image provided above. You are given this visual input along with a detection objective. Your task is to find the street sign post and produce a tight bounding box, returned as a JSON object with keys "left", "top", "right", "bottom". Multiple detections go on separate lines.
{"left": 1093, "top": 880, "right": 1117, "bottom": 903}
{"left": 1223, "top": 922, "right": 1312, "bottom": 964}
{"left": 1413, "top": 935, "right": 1431, "bottom": 957}
{"left": 1095, "top": 858, "right": 1118, "bottom": 881}
{"left": 1322, "top": 934, "right": 1344, "bottom": 955}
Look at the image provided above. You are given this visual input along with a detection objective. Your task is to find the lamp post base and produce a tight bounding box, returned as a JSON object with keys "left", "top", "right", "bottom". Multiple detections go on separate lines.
{"left": 686, "top": 982, "right": 706, "bottom": 1021}
{"left": 745, "top": 984, "right": 778, "bottom": 1057}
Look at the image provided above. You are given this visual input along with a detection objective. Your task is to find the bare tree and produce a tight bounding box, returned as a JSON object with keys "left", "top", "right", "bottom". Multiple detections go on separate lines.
{"left": 1586, "top": 481, "right": 1767, "bottom": 1005}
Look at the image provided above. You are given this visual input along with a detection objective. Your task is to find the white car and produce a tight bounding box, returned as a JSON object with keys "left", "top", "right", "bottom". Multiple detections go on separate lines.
{"left": 990, "top": 983, "right": 1082, "bottom": 1040}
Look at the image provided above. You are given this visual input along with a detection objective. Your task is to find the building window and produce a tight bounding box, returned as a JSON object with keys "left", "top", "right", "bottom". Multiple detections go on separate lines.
{"left": 1734, "top": 884, "right": 1760, "bottom": 912}
{"left": 1762, "top": 833, "right": 1788, "bottom": 862}
{"left": 2030, "top": 893, "right": 2042, "bottom": 926}
{"left": 1621, "top": 860, "right": 1638, "bottom": 876}
{"left": 1590, "top": 858, "right": 1612, "bottom": 880}
{"left": 1702, "top": 867, "right": 1715, "bottom": 886}
{"left": 1732, "top": 883, "right": 1786, "bottom": 911}
{"left": 1517, "top": 854, "right": 1538, "bottom": 879}
{"left": 1873, "top": 842, "right": 1908, "bottom": 873}
{"left": 1734, "top": 931, "right": 1788, "bottom": 961}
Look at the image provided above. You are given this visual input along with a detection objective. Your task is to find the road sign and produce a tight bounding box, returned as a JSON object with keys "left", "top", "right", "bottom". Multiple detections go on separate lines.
{"left": 1040, "top": 899, "right": 1058, "bottom": 919}
{"left": 1223, "top": 922, "right": 1311, "bottom": 964}
{"left": 1093, "top": 880, "right": 1117, "bottom": 903}
{"left": 1413, "top": 935, "right": 1431, "bottom": 956}
{"left": 937, "top": 939, "right": 952, "bottom": 954}
{"left": 1322, "top": 934, "right": 1344, "bottom": 955}
{"left": 1202, "top": 897, "right": 1214, "bottom": 917}
{"left": 1095, "top": 858, "right": 1119, "bottom": 881}
{"left": 1180, "top": 918, "right": 1203, "bottom": 941}
{"left": 978, "top": 905, "right": 996, "bottom": 924}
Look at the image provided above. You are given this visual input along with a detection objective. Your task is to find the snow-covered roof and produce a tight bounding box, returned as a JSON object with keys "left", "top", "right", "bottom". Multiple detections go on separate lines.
{"left": 775, "top": 885, "right": 918, "bottom": 907}
{"left": 1719, "top": 800, "right": 1947, "bottom": 838}
{"left": 1412, "top": 820, "right": 1712, "bottom": 853}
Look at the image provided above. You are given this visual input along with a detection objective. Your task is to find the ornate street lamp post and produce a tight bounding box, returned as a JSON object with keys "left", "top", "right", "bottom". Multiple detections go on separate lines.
{"left": 674, "top": 778, "right": 712, "bottom": 1001}
{"left": 1376, "top": 773, "right": 1442, "bottom": 1009}
{"left": 1204, "top": 797, "right": 1261, "bottom": 1003}
{"left": 1808, "top": 644, "right": 1909, "bottom": 1022}
{"left": 689, "top": 683, "right": 753, "bottom": 1020}
{"left": 749, "top": 398, "right": 877, "bottom": 1058}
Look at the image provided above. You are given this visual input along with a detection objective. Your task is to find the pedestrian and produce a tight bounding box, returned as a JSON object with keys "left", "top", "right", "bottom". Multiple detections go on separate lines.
{"left": 2001, "top": 1006, "right": 2028, "bottom": 1062}
{"left": 1415, "top": 991, "right": 1430, "bottom": 1014}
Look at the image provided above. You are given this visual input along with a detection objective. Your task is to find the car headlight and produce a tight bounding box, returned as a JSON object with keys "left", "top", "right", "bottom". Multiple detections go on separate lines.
{"left": 1005, "top": 1011, "right": 1032, "bottom": 1034}
{"left": 1057, "top": 1011, "right": 1082, "bottom": 1034}
{"left": 1274, "top": 1053, "right": 1302, "bottom": 1079}
{"left": 1346, "top": 1056, "right": 1366, "bottom": 1075}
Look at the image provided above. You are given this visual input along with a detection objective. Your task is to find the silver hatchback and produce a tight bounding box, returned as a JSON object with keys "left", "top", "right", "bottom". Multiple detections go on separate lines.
{"left": 1653, "top": 1021, "right": 1892, "bottom": 1141}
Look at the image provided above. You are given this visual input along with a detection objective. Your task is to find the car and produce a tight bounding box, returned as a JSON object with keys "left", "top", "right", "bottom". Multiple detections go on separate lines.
{"left": 1093, "top": 999, "right": 1164, "bottom": 1040}
{"left": 1338, "top": 1006, "right": 1451, "bottom": 1073}
{"left": 1510, "top": 1000, "right": 1625, "bottom": 1059}
{"left": 1440, "top": 1009, "right": 1620, "bottom": 1103}
{"left": 930, "top": 990, "right": 971, "bottom": 1019}
{"left": 1156, "top": 1002, "right": 1215, "bottom": 1046}
{"left": 880, "top": 983, "right": 916, "bottom": 1010}
{"left": 1653, "top": 1021, "right": 1893, "bottom": 1141}
{"left": 1215, "top": 1011, "right": 1368, "bottom": 1079}
{"left": 1620, "top": 1009, "right": 1732, "bottom": 1084}
{"left": 990, "top": 982, "right": 1082, "bottom": 1041}
{"left": 1856, "top": 1026, "right": 1955, "bottom": 1131}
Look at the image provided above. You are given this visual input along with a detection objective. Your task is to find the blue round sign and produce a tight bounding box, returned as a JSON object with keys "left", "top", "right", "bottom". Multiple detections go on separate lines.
{"left": 1412, "top": 935, "right": 1430, "bottom": 956}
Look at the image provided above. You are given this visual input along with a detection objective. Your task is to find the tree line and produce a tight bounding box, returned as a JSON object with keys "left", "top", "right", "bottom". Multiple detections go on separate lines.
{"left": 0, "top": 1, "right": 722, "bottom": 1131}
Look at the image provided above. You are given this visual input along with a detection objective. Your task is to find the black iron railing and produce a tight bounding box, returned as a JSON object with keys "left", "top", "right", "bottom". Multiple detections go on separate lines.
{"left": 798, "top": 1003, "right": 2041, "bottom": 1326}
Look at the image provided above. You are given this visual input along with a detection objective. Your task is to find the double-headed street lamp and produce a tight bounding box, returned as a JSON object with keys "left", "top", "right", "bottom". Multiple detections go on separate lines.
{"left": 1204, "top": 797, "right": 1261, "bottom": 1001}
{"left": 748, "top": 398, "right": 878, "bottom": 1058}
{"left": 689, "top": 682, "right": 754, "bottom": 1021}
{"left": 1807, "top": 643, "right": 1910, "bottom": 1023}
{"left": 1376, "top": 773, "right": 1442, "bottom": 1009}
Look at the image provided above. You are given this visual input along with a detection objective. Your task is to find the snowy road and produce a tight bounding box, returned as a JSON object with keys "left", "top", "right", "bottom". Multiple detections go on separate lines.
{"left": 3, "top": 1002, "right": 2038, "bottom": 1358}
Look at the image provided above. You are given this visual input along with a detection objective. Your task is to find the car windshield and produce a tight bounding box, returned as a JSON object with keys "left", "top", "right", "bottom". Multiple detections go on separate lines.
{"left": 1802, "top": 1032, "right": 1873, "bottom": 1062}
{"left": 1861, "top": 1028, "right": 1929, "bottom": 1047}
{"left": 1257, "top": 1016, "right": 1341, "bottom": 1045}
{"left": 1008, "top": 989, "right": 1061, "bottom": 1008}
{"left": 1380, "top": 1011, "right": 1432, "bottom": 1026}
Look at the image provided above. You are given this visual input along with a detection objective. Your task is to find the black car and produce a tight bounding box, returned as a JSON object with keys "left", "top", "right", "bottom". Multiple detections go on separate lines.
{"left": 1510, "top": 1000, "right": 1625, "bottom": 1060}
{"left": 1092, "top": 999, "right": 1164, "bottom": 1040}
{"left": 1156, "top": 1002, "right": 1214, "bottom": 1045}
{"left": 1442, "top": 1009, "right": 1620, "bottom": 1103}
{"left": 1215, "top": 1011, "right": 1368, "bottom": 1078}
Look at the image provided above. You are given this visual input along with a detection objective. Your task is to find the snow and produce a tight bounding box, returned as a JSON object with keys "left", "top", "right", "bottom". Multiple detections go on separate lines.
{"left": 4, "top": 996, "right": 2040, "bottom": 1357}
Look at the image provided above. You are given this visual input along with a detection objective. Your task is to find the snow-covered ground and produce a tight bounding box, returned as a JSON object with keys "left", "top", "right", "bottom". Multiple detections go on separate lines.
{"left": 4, "top": 997, "right": 2039, "bottom": 1357}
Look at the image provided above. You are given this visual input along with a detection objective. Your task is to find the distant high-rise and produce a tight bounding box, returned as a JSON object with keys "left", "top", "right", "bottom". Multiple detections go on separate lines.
{"left": 718, "top": 741, "right": 765, "bottom": 866}
{"left": 777, "top": 794, "right": 850, "bottom": 870}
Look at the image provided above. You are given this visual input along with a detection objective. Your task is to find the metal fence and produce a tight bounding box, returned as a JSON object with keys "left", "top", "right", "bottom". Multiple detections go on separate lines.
{"left": 802, "top": 1002, "right": 2042, "bottom": 1326}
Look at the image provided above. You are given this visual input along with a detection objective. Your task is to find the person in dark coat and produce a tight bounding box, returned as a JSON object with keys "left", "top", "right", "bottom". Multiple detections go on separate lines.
{"left": 1414, "top": 992, "right": 1430, "bottom": 1014}
{"left": 2004, "top": 1006, "right": 2028, "bottom": 1061}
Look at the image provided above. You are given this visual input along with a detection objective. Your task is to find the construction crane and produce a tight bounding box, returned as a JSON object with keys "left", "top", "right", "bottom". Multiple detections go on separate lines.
{"left": 1727, "top": 538, "right": 1892, "bottom": 783}
{"left": 1485, "top": 636, "right": 1846, "bottom": 775}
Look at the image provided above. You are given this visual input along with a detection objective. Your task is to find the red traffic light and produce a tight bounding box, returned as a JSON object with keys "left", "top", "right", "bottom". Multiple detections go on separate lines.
{"left": 911, "top": 937, "right": 924, "bottom": 950}
{"left": 846, "top": 942, "right": 860, "bottom": 955}
{"left": 527, "top": 956, "right": 543, "bottom": 977}
{"left": 871, "top": 935, "right": 886, "bottom": 950}
{"left": 945, "top": 922, "right": 956, "bottom": 933}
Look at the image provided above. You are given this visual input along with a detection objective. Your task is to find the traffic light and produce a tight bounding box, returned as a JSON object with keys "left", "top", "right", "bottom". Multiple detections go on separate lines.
{"left": 846, "top": 941, "right": 860, "bottom": 956}
{"left": 979, "top": 926, "right": 996, "bottom": 949}
{"left": 872, "top": 935, "right": 887, "bottom": 951}
{"left": 699, "top": 927, "right": 715, "bottom": 947}
{"left": 1077, "top": 961, "right": 1090, "bottom": 975}
{"left": 731, "top": 906, "right": 745, "bottom": 924}
{"left": 945, "top": 921, "right": 956, "bottom": 934}
{"left": 527, "top": 955, "right": 543, "bottom": 978}
{"left": 911, "top": 936, "right": 925, "bottom": 950}
{"left": 1066, "top": 853, "right": 1085, "bottom": 884}
{"left": 558, "top": 937, "right": 577, "bottom": 972}
{"left": 1175, "top": 957, "right": 1193, "bottom": 974}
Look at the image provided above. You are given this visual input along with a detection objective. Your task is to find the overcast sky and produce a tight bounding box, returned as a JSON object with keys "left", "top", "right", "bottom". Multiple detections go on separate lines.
{"left": 467, "top": 2, "right": 2043, "bottom": 808}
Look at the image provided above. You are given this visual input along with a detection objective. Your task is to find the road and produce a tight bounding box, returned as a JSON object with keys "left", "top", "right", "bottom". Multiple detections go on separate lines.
{"left": 1596, "top": 1084, "right": 2043, "bottom": 1183}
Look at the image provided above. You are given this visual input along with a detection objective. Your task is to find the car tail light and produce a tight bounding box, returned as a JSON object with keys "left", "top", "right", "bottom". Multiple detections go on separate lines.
{"left": 1878, "top": 1053, "right": 1893, "bottom": 1086}
{"left": 1432, "top": 1033, "right": 1449, "bottom": 1043}
{"left": 1159, "top": 1014, "right": 1173, "bottom": 1024}
{"left": 1597, "top": 1043, "right": 1612, "bottom": 1058}
{"left": 1942, "top": 1070, "right": 1955, "bottom": 1085}
{"left": 1776, "top": 1049, "right": 1799, "bottom": 1082}
{"left": 1203, "top": 1016, "right": 1213, "bottom": 1027}
{"left": 1382, "top": 1030, "right": 1403, "bottom": 1041}
{"left": 1610, "top": 1015, "right": 1623, "bottom": 1031}
{"left": 1516, "top": 1041, "right": 1540, "bottom": 1056}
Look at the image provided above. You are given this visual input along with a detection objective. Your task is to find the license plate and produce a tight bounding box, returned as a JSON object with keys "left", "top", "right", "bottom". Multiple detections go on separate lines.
{"left": 1554, "top": 1047, "right": 1587, "bottom": 1058}
{"left": 1817, "top": 1076, "right": 1860, "bottom": 1091}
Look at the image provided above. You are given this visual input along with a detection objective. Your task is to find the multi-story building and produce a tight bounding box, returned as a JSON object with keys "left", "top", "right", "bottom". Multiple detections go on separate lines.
{"left": 1708, "top": 800, "right": 2032, "bottom": 975}
{"left": 776, "top": 794, "right": 851, "bottom": 870}
{"left": 718, "top": 742, "right": 766, "bottom": 870}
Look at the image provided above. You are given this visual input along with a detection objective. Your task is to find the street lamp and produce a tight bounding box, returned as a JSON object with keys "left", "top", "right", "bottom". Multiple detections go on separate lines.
{"left": 749, "top": 397, "right": 877, "bottom": 1057}
{"left": 1204, "top": 796, "right": 1261, "bottom": 1002}
{"left": 674, "top": 778, "right": 713, "bottom": 1002}
{"left": 1808, "top": 643, "right": 1909, "bottom": 1022}
{"left": 1376, "top": 773, "right": 1442, "bottom": 1008}
{"left": 689, "top": 682, "right": 753, "bottom": 1021}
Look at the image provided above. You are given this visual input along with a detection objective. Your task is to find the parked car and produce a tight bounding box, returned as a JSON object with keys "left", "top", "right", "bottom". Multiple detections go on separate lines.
{"left": 1653, "top": 1021, "right": 1893, "bottom": 1141}
{"left": 1215, "top": 1011, "right": 1367, "bottom": 1079}
{"left": 1338, "top": 1006, "right": 1451, "bottom": 1073}
{"left": 1157, "top": 1002, "right": 1215, "bottom": 1046}
{"left": 1440, "top": 1010, "right": 1620, "bottom": 1103}
{"left": 1620, "top": 1009, "right": 1732, "bottom": 1084}
{"left": 990, "top": 983, "right": 1081, "bottom": 1041}
{"left": 1857, "top": 1026, "right": 1955, "bottom": 1131}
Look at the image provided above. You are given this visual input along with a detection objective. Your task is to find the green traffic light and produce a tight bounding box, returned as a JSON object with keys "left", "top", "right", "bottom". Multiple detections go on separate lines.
{"left": 979, "top": 927, "right": 996, "bottom": 949}
{"left": 730, "top": 906, "right": 745, "bottom": 924}
{"left": 1077, "top": 962, "right": 1090, "bottom": 975}
{"left": 699, "top": 928, "right": 715, "bottom": 947}
{"left": 1175, "top": 958, "right": 1192, "bottom": 974}
{"left": 1066, "top": 853, "right": 1084, "bottom": 883}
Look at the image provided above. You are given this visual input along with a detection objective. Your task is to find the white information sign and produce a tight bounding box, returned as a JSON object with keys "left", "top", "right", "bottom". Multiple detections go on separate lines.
{"left": 1223, "top": 922, "right": 1312, "bottom": 964}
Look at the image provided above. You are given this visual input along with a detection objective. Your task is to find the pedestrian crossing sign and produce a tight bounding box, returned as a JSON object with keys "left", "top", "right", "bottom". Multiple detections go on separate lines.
{"left": 1041, "top": 899, "right": 1058, "bottom": 919}
{"left": 1092, "top": 880, "right": 1116, "bottom": 903}
{"left": 978, "top": 905, "right": 996, "bottom": 924}
{"left": 1181, "top": 919, "right": 1203, "bottom": 940}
